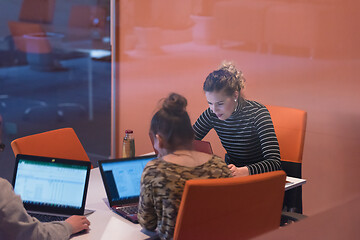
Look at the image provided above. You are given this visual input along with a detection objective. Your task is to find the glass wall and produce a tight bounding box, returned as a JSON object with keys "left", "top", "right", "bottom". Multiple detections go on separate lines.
{"left": 114, "top": 0, "right": 360, "bottom": 216}
{"left": 0, "top": 0, "right": 111, "bottom": 179}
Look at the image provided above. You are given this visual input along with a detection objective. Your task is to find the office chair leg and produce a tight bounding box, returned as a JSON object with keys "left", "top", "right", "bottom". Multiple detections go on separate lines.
{"left": 57, "top": 110, "right": 65, "bottom": 122}
{"left": 58, "top": 103, "right": 87, "bottom": 117}
{"left": 23, "top": 101, "right": 48, "bottom": 121}
{"left": 0, "top": 95, "right": 8, "bottom": 109}
{"left": 23, "top": 102, "right": 86, "bottom": 122}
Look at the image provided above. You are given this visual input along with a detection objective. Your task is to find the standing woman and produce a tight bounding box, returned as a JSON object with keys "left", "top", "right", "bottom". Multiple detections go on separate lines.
{"left": 138, "top": 93, "right": 232, "bottom": 240}
{"left": 193, "top": 62, "right": 281, "bottom": 177}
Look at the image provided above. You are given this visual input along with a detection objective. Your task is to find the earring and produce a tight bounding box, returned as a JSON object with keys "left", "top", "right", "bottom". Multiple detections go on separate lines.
{"left": 234, "top": 99, "right": 237, "bottom": 102}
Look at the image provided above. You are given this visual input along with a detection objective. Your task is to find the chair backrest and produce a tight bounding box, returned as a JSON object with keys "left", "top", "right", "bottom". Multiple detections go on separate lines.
{"left": 19, "top": 0, "right": 56, "bottom": 24}
{"left": 192, "top": 139, "right": 213, "bottom": 154}
{"left": 265, "top": 105, "right": 307, "bottom": 164}
{"left": 266, "top": 105, "right": 306, "bottom": 214}
{"left": 11, "top": 128, "right": 91, "bottom": 167}
{"left": 69, "top": 5, "right": 106, "bottom": 29}
{"left": 173, "top": 170, "right": 286, "bottom": 240}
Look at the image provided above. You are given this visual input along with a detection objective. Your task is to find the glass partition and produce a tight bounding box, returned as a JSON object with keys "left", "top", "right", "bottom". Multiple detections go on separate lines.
{"left": 114, "top": 0, "right": 360, "bottom": 216}
{"left": 0, "top": 0, "right": 111, "bottom": 179}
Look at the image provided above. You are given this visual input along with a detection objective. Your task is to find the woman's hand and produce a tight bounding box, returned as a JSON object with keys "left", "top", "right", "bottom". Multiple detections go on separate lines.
{"left": 65, "top": 215, "right": 90, "bottom": 234}
{"left": 228, "top": 164, "right": 250, "bottom": 177}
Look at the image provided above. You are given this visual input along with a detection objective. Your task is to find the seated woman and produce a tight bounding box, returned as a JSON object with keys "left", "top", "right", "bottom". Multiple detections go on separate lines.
{"left": 138, "top": 93, "right": 232, "bottom": 240}
{"left": 193, "top": 61, "right": 282, "bottom": 177}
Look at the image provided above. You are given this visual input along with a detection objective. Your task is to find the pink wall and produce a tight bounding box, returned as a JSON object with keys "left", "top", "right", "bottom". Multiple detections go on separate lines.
{"left": 115, "top": 0, "right": 360, "bottom": 216}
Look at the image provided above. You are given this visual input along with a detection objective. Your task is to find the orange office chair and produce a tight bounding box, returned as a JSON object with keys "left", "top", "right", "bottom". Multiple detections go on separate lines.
{"left": 173, "top": 170, "right": 287, "bottom": 240}
{"left": 67, "top": 5, "right": 107, "bottom": 41}
{"left": 11, "top": 128, "right": 92, "bottom": 168}
{"left": 8, "top": 20, "right": 65, "bottom": 71}
{"left": 19, "top": 0, "right": 56, "bottom": 24}
{"left": 192, "top": 139, "right": 213, "bottom": 154}
{"left": 266, "top": 105, "right": 307, "bottom": 214}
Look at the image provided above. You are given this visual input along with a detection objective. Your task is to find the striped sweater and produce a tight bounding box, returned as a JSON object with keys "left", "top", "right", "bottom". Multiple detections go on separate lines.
{"left": 193, "top": 99, "right": 281, "bottom": 175}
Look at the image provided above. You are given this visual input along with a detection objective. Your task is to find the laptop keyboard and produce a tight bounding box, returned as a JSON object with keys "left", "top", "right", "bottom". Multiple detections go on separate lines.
{"left": 29, "top": 213, "right": 67, "bottom": 222}
{"left": 119, "top": 205, "right": 138, "bottom": 214}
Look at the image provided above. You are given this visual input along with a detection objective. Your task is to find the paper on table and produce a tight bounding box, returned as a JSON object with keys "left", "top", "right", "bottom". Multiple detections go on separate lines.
{"left": 100, "top": 217, "right": 150, "bottom": 240}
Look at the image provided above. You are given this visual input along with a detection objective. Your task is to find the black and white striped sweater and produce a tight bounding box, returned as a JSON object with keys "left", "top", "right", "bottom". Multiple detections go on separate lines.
{"left": 193, "top": 99, "right": 281, "bottom": 175}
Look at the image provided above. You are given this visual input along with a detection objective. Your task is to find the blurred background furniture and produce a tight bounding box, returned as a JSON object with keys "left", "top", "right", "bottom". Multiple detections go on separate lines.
{"left": 213, "top": 0, "right": 352, "bottom": 58}
{"left": 7, "top": 21, "right": 88, "bottom": 121}
{"left": 19, "top": 0, "right": 56, "bottom": 24}
{"left": 8, "top": 21, "right": 66, "bottom": 71}
{"left": 173, "top": 170, "right": 286, "bottom": 240}
{"left": 67, "top": 4, "right": 107, "bottom": 42}
{"left": 214, "top": 0, "right": 277, "bottom": 51}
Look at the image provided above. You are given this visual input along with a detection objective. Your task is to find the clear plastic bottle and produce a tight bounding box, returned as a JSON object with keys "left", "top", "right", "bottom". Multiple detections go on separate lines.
{"left": 122, "top": 129, "right": 135, "bottom": 158}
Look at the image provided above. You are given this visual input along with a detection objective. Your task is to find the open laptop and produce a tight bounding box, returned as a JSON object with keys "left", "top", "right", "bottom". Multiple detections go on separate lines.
{"left": 98, "top": 154, "right": 157, "bottom": 223}
{"left": 12, "top": 154, "right": 91, "bottom": 222}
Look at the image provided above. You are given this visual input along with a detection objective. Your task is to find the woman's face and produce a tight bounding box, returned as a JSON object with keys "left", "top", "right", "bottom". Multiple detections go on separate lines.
{"left": 205, "top": 90, "right": 238, "bottom": 121}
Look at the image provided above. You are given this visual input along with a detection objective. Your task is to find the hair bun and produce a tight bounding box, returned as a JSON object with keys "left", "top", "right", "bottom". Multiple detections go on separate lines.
{"left": 219, "top": 60, "right": 246, "bottom": 90}
{"left": 162, "top": 93, "right": 187, "bottom": 115}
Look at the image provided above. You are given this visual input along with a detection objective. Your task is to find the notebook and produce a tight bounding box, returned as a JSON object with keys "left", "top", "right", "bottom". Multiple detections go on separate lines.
{"left": 98, "top": 154, "right": 157, "bottom": 223}
{"left": 12, "top": 154, "right": 91, "bottom": 222}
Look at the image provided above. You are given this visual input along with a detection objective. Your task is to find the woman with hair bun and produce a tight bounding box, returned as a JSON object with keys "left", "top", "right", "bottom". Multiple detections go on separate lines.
{"left": 138, "top": 93, "right": 232, "bottom": 240}
{"left": 193, "top": 61, "right": 282, "bottom": 177}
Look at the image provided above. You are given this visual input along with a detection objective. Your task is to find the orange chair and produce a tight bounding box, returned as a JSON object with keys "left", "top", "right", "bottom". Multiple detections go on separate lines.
{"left": 19, "top": 0, "right": 56, "bottom": 24}
{"left": 173, "top": 170, "right": 286, "bottom": 240}
{"left": 8, "top": 21, "right": 52, "bottom": 55}
{"left": 67, "top": 5, "right": 107, "bottom": 41}
{"left": 192, "top": 139, "right": 213, "bottom": 154}
{"left": 266, "top": 105, "right": 307, "bottom": 214}
{"left": 11, "top": 128, "right": 92, "bottom": 168}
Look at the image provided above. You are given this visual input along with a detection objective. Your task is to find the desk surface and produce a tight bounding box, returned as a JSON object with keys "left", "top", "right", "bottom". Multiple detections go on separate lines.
{"left": 73, "top": 168, "right": 155, "bottom": 240}
{"left": 73, "top": 168, "right": 306, "bottom": 239}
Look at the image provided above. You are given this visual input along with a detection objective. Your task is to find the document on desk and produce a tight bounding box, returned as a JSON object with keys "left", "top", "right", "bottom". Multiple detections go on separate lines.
{"left": 285, "top": 176, "right": 306, "bottom": 191}
{"left": 100, "top": 217, "right": 156, "bottom": 240}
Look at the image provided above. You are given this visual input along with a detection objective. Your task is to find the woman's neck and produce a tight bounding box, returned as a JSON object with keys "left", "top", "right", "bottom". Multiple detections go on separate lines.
{"left": 162, "top": 149, "right": 211, "bottom": 167}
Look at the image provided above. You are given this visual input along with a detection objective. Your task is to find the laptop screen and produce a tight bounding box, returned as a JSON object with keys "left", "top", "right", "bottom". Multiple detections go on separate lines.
{"left": 98, "top": 154, "right": 157, "bottom": 205}
{"left": 13, "top": 154, "right": 91, "bottom": 215}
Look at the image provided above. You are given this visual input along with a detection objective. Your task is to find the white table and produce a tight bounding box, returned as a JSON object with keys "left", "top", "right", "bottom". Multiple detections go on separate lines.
{"left": 73, "top": 168, "right": 306, "bottom": 239}
{"left": 72, "top": 167, "right": 155, "bottom": 239}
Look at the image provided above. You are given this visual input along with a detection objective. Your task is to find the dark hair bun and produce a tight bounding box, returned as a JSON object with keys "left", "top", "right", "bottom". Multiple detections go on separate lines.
{"left": 162, "top": 93, "right": 187, "bottom": 116}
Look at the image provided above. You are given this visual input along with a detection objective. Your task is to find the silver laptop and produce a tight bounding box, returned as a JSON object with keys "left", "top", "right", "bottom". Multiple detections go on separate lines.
{"left": 12, "top": 154, "right": 91, "bottom": 222}
{"left": 98, "top": 154, "right": 157, "bottom": 223}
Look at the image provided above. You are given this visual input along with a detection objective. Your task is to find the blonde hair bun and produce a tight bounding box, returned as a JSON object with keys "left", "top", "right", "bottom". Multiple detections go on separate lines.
{"left": 219, "top": 61, "right": 246, "bottom": 90}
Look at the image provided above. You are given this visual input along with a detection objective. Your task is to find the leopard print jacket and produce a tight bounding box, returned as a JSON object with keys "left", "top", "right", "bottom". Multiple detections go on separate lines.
{"left": 138, "top": 155, "right": 232, "bottom": 240}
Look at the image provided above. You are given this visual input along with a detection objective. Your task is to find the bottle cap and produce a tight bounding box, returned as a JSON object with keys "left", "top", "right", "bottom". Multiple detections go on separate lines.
{"left": 125, "top": 129, "right": 133, "bottom": 134}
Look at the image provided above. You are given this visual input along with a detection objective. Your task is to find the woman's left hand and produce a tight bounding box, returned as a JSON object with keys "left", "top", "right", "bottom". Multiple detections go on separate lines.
{"left": 228, "top": 164, "right": 250, "bottom": 177}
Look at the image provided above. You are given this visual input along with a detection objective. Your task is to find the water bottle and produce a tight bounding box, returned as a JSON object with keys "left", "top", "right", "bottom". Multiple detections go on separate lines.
{"left": 122, "top": 129, "right": 135, "bottom": 158}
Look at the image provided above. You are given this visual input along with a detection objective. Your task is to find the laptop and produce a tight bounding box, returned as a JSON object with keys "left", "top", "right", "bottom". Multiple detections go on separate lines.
{"left": 12, "top": 154, "right": 91, "bottom": 222}
{"left": 98, "top": 154, "right": 157, "bottom": 223}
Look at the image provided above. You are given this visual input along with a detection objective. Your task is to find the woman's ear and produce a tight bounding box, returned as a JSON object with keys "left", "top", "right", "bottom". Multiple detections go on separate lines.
{"left": 233, "top": 91, "right": 239, "bottom": 101}
{"left": 155, "top": 134, "right": 165, "bottom": 148}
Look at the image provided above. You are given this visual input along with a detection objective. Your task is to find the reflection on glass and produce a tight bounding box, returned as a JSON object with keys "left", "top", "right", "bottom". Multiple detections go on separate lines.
{"left": 0, "top": 0, "right": 111, "bottom": 166}
{"left": 115, "top": 0, "right": 360, "bottom": 216}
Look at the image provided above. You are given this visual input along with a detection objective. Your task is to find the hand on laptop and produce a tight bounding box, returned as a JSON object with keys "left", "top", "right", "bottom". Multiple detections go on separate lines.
{"left": 66, "top": 215, "right": 90, "bottom": 234}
